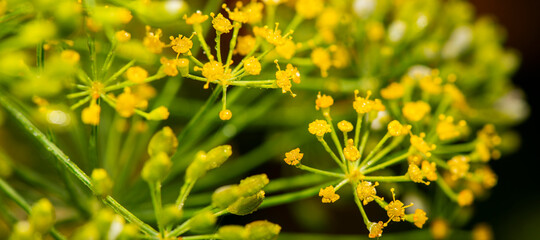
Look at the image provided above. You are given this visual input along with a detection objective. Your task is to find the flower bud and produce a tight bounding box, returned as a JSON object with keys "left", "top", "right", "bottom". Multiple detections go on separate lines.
{"left": 245, "top": 220, "right": 281, "bottom": 240}
{"left": 185, "top": 151, "right": 208, "bottom": 182}
{"left": 29, "top": 198, "right": 55, "bottom": 233}
{"left": 72, "top": 223, "right": 100, "bottom": 240}
{"left": 204, "top": 145, "right": 232, "bottom": 170}
{"left": 148, "top": 126, "right": 178, "bottom": 157}
{"left": 147, "top": 106, "right": 170, "bottom": 121}
{"left": 178, "top": 58, "right": 190, "bottom": 77}
{"left": 142, "top": 152, "right": 172, "bottom": 182}
{"left": 238, "top": 174, "right": 269, "bottom": 197}
{"left": 91, "top": 168, "right": 113, "bottom": 196}
{"left": 189, "top": 210, "right": 217, "bottom": 233}
{"left": 9, "top": 221, "right": 37, "bottom": 240}
{"left": 212, "top": 185, "right": 241, "bottom": 209}
{"left": 162, "top": 204, "right": 183, "bottom": 227}
{"left": 227, "top": 190, "right": 265, "bottom": 216}
{"left": 218, "top": 225, "right": 247, "bottom": 240}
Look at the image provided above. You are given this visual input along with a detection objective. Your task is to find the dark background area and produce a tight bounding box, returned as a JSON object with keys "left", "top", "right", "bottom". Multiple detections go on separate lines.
{"left": 470, "top": 0, "right": 540, "bottom": 239}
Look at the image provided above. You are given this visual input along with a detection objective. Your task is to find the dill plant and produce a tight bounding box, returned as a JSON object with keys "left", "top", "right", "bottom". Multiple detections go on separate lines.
{"left": 0, "top": 0, "right": 527, "bottom": 239}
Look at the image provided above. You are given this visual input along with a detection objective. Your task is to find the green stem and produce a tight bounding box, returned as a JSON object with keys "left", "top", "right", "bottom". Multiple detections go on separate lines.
{"left": 435, "top": 176, "right": 457, "bottom": 202}
{"left": 363, "top": 175, "right": 410, "bottom": 182}
{"left": 104, "top": 72, "right": 166, "bottom": 92}
{"left": 362, "top": 150, "right": 411, "bottom": 174}
{"left": 285, "top": 14, "right": 303, "bottom": 33}
{"left": 215, "top": 33, "right": 222, "bottom": 63}
{"left": 297, "top": 165, "right": 345, "bottom": 178}
{"left": 193, "top": 23, "right": 213, "bottom": 61}
{"left": 363, "top": 136, "right": 405, "bottom": 168}
{"left": 104, "top": 59, "right": 136, "bottom": 85}
{"left": 361, "top": 132, "right": 390, "bottom": 166}
{"left": 0, "top": 92, "right": 158, "bottom": 236}
{"left": 351, "top": 181, "right": 371, "bottom": 226}
{"left": 324, "top": 112, "right": 346, "bottom": 163}
{"left": 225, "top": 23, "right": 242, "bottom": 71}
{"left": 100, "top": 40, "right": 118, "bottom": 80}
{"left": 176, "top": 180, "right": 196, "bottom": 211}
{"left": 354, "top": 113, "right": 364, "bottom": 148}
{"left": 149, "top": 181, "right": 164, "bottom": 235}
{"left": 318, "top": 137, "right": 346, "bottom": 172}
{"left": 260, "top": 181, "right": 340, "bottom": 209}
{"left": 183, "top": 234, "right": 220, "bottom": 240}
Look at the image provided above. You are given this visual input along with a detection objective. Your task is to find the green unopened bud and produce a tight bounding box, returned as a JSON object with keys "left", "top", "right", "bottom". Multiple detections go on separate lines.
{"left": 218, "top": 225, "right": 247, "bottom": 240}
{"left": 162, "top": 204, "right": 183, "bottom": 227}
{"left": 189, "top": 210, "right": 217, "bottom": 233}
{"left": 204, "top": 145, "right": 232, "bottom": 170}
{"left": 9, "top": 221, "right": 38, "bottom": 240}
{"left": 178, "top": 58, "right": 189, "bottom": 77}
{"left": 142, "top": 152, "right": 172, "bottom": 182}
{"left": 91, "top": 168, "right": 113, "bottom": 196}
{"left": 227, "top": 190, "right": 265, "bottom": 216}
{"left": 245, "top": 220, "right": 281, "bottom": 240}
{"left": 238, "top": 174, "right": 269, "bottom": 197}
{"left": 147, "top": 106, "right": 170, "bottom": 121}
{"left": 186, "top": 151, "right": 208, "bottom": 182}
{"left": 148, "top": 126, "right": 178, "bottom": 157}
{"left": 212, "top": 185, "right": 241, "bottom": 209}
{"left": 29, "top": 198, "right": 55, "bottom": 233}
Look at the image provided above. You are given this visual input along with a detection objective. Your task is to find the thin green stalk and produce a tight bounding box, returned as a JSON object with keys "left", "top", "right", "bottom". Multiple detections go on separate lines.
{"left": 363, "top": 136, "right": 405, "bottom": 168}
{"left": 100, "top": 40, "right": 118, "bottom": 80}
{"left": 433, "top": 141, "right": 476, "bottom": 154}
{"left": 104, "top": 59, "right": 136, "bottom": 84}
{"left": 193, "top": 23, "right": 213, "bottom": 61}
{"left": 361, "top": 132, "right": 391, "bottom": 166}
{"left": 188, "top": 55, "right": 204, "bottom": 67}
{"left": 354, "top": 113, "right": 364, "bottom": 148}
{"left": 70, "top": 95, "right": 91, "bottom": 110}
{"left": 285, "top": 14, "right": 303, "bottom": 33}
{"left": 37, "top": 41, "right": 44, "bottom": 72}
{"left": 260, "top": 181, "right": 339, "bottom": 209}
{"left": 176, "top": 180, "right": 196, "bottom": 211}
{"left": 363, "top": 175, "right": 410, "bottom": 182}
{"left": 88, "top": 36, "right": 98, "bottom": 80}
{"left": 324, "top": 112, "right": 346, "bottom": 163}
{"left": 0, "top": 92, "right": 158, "bottom": 236}
{"left": 351, "top": 181, "right": 371, "bottom": 226}
{"left": 362, "top": 150, "right": 411, "bottom": 174}
{"left": 225, "top": 23, "right": 242, "bottom": 71}
{"left": 435, "top": 176, "right": 457, "bottom": 202}
{"left": 297, "top": 165, "right": 345, "bottom": 178}
{"left": 175, "top": 86, "right": 222, "bottom": 146}
{"left": 104, "top": 72, "right": 166, "bottom": 92}
{"left": 149, "top": 181, "right": 164, "bottom": 235}
{"left": 318, "top": 138, "right": 346, "bottom": 172}
{"left": 215, "top": 33, "right": 222, "bottom": 63}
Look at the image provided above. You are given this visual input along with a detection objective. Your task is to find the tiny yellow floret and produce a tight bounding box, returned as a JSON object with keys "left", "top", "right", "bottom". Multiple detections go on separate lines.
{"left": 368, "top": 221, "right": 384, "bottom": 238}
{"left": 311, "top": 47, "right": 332, "bottom": 78}
{"left": 295, "top": 0, "right": 324, "bottom": 19}
{"left": 457, "top": 189, "right": 474, "bottom": 206}
{"left": 115, "top": 30, "right": 131, "bottom": 42}
{"left": 413, "top": 209, "right": 428, "bottom": 228}
{"left": 380, "top": 82, "right": 404, "bottom": 100}
{"left": 448, "top": 155, "right": 470, "bottom": 180}
{"left": 235, "top": 35, "right": 256, "bottom": 55}
{"left": 143, "top": 26, "right": 165, "bottom": 54}
{"left": 184, "top": 11, "right": 209, "bottom": 25}
{"left": 319, "top": 186, "right": 340, "bottom": 203}
{"left": 337, "top": 120, "right": 353, "bottom": 133}
{"left": 219, "top": 109, "right": 232, "bottom": 121}
{"left": 387, "top": 120, "right": 410, "bottom": 137}
{"left": 126, "top": 66, "right": 148, "bottom": 84}
{"left": 408, "top": 163, "right": 429, "bottom": 185}
{"left": 284, "top": 148, "right": 303, "bottom": 166}
{"left": 356, "top": 181, "right": 381, "bottom": 205}
{"left": 421, "top": 160, "right": 438, "bottom": 181}
{"left": 243, "top": 56, "right": 261, "bottom": 75}
{"left": 402, "top": 101, "right": 431, "bottom": 122}
{"left": 170, "top": 33, "right": 194, "bottom": 56}
{"left": 385, "top": 188, "right": 413, "bottom": 224}
{"left": 211, "top": 13, "right": 233, "bottom": 33}
{"left": 410, "top": 133, "right": 436, "bottom": 157}
{"left": 60, "top": 50, "right": 80, "bottom": 64}
{"left": 82, "top": 102, "right": 101, "bottom": 125}
{"left": 160, "top": 57, "right": 179, "bottom": 77}
{"left": 308, "top": 119, "right": 332, "bottom": 138}
{"left": 116, "top": 88, "right": 137, "bottom": 118}
{"left": 315, "top": 92, "right": 334, "bottom": 110}
{"left": 344, "top": 139, "right": 360, "bottom": 162}
{"left": 148, "top": 106, "right": 170, "bottom": 120}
